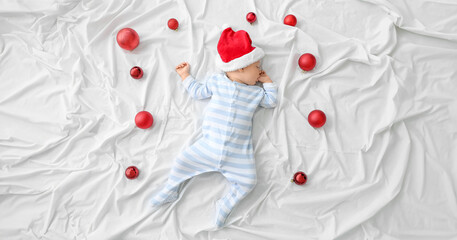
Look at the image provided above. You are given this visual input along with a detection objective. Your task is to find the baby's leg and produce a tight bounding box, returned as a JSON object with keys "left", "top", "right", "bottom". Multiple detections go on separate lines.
{"left": 150, "top": 147, "right": 216, "bottom": 207}
{"left": 215, "top": 169, "right": 257, "bottom": 227}
{"left": 150, "top": 157, "right": 201, "bottom": 206}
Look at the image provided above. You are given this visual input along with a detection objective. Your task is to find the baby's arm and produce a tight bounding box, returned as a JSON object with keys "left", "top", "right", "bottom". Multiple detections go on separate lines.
{"left": 258, "top": 71, "right": 278, "bottom": 108}
{"left": 176, "top": 62, "right": 213, "bottom": 100}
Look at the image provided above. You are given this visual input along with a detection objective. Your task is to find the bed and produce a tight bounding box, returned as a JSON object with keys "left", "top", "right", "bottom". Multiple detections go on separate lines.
{"left": 1, "top": 0, "right": 456, "bottom": 239}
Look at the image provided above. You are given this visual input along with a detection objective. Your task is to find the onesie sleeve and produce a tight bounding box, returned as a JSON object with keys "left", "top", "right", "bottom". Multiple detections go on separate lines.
{"left": 182, "top": 74, "right": 213, "bottom": 100}
{"left": 259, "top": 82, "right": 278, "bottom": 108}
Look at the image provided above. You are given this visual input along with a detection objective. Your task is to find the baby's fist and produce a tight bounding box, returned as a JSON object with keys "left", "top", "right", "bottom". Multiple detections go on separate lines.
{"left": 258, "top": 70, "right": 272, "bottom": 83}
{"left": 176, "top": 62, "right": 190, "bottom": 80}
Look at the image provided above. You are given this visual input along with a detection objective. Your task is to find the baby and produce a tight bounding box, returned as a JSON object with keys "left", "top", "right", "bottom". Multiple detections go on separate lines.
{"left": 150, "top": 27, "right": 278, "bottom": 228}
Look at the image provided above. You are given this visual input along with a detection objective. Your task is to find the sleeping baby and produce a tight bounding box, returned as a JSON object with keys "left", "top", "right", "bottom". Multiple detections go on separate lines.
{"left": 150, "top": 27, "right": 278, "bottom": 228}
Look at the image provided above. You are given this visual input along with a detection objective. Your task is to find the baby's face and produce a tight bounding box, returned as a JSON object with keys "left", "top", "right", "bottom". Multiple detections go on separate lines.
{"left": 240, "top": 61, "right": 262, "bottom": 85}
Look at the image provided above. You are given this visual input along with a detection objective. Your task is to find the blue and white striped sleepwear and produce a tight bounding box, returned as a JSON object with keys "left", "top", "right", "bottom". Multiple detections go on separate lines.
{"left": 150, "top": 73, "right": 277, "bottom": 227}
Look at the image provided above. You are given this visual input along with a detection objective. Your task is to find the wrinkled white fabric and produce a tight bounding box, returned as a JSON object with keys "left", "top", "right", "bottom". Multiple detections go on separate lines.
{"left": 1, "top": 0, "right": 456, "bottom": 239}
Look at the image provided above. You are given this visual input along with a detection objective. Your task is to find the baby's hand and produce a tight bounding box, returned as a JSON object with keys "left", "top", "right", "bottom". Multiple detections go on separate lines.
{"left": 258, "top": 70, "right": 272, "bottom": 83}
{"left": 176, "top": 62, "right": 190, "bottom": 80}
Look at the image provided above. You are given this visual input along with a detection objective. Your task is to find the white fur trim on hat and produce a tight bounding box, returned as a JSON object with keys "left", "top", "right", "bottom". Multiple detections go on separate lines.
{"left": 215, "top": 47, "right": 265, "bottom": 72}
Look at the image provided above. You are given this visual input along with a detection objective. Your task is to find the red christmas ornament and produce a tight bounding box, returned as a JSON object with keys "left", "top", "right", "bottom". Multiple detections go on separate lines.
{"left": 125, "top": 166, "right": 139, "bottom": 179}
{"left": 291, "top": 171, "right": 307, "bottom": 185}
{"left": 135, "top": 111, "right": 154, "bottom": 129}
{"left": 298, "top": 53, "right": 316, "bottom": 71}
{"left": 116, "top": 28, "right": 140, "bottom": 51}
{"left": 308, "top": 110, "right": 326, "bottom": 128}
{"left": 130, "top": 66, "right": 143, "bottom": 79}
{"left": 284, "top": 14, "right": 297, "bottom": 26}
{"left": 168, "top": 18, "right": 179, "bottom": 30}
{"left": 246, "top": 12, "right": 257, "bottom": 24}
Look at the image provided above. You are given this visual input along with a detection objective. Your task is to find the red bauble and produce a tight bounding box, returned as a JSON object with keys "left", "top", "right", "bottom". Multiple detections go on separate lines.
{"left": 116, "top": 28, "right": 140, "bottom": 51}
{"left": 308, "top": 110, "right": 326, "bottom": 128}
{"left": 135, "top": 111, "right": 154, "bottom": 129}
{"left": 125, "top": 166, "right": 139, "bottom": 179}
{"left": 292, "top": 171, "right": 307, "bottom": 185}
{"left": 130, "top": 66, "right": 143, "bottom": 79}
{"left": 246, "top": 12, "right": 257, "bottom": 24}
{"left": 298, "top": 53, "right": 316, "bottom": 71}
{"left": 284, "top": 14, "right": 297, "bottom": 26}
{"left": 168, "top": 18, "right": 179, "bottom": 30}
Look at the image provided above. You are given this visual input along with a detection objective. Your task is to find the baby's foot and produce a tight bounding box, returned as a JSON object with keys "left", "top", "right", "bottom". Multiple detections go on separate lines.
{"left": 163, "top": 191, "right": 179, "bottom": 204}
{"left": 150, "top": 189, "right": 179, "bottom": 207}
{"left": 214, "top": 200, "right": 230, "bottom": 228}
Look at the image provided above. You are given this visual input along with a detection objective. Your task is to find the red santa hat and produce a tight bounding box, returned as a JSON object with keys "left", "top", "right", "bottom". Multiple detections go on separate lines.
{"left": 216, "top": 27, "right": 264, "bottom": 72}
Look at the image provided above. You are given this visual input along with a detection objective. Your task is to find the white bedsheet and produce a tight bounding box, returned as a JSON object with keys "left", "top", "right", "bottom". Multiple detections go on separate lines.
{"left": 1, "top": 0, "right": 457, "bottom": 239}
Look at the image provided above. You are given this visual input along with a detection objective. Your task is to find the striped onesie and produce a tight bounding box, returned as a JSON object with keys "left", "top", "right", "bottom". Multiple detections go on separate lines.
{"left": 151, "top": 73, "right": 278, "bottom": 227}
